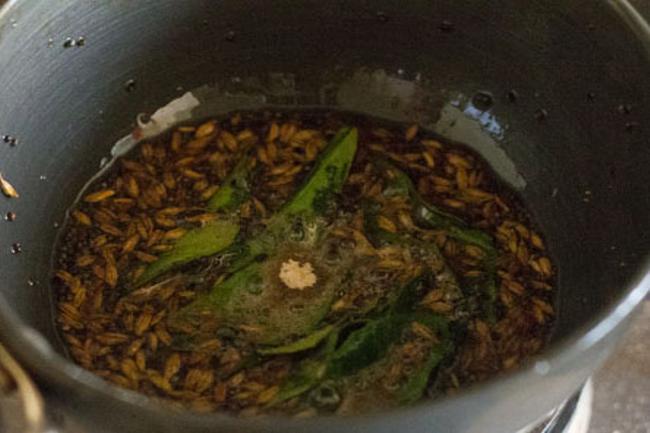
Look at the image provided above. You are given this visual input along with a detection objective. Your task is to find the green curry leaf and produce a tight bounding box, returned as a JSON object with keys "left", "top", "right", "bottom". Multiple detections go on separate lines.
{"left": 278, "top": 127, "right": 358, "bottom": 219}
{"left": 136, "top": 219, "right": 240, "bottom": 285}
{"left": 327, "top": 315, "right": 404, "bottom": 378}
{"left": 375, "top": 158, "right": 499, "bottom": 321}
{"left": 172, "top": 128, "right": 359, "bottom": 344}
{"left": 258, "top": 325, "right": 336, "bottom": 356}
{"left": 396, "top": 341, "right": 452, "bottom": 404}
{"left": 221, "top": 127, "right": 359, "bottom": 273}
{"left": 376, "top": 157, "right": 494, "bottom": 252}
{"left": 326, "top": 277, "right": 426, "bottom": 378}
{"left": 207, "top": 150, "right": 255, "bottom": 212}
{"left": 271, "top": 332, "right": 339, "bottom": 405}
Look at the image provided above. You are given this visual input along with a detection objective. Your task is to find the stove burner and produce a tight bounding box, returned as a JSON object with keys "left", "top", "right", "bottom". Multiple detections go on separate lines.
{"left": 522, "top": 380, "right": 593, "bottom": 433}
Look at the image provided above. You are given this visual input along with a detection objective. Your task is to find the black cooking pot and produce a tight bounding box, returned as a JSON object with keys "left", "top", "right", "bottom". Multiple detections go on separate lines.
{"left": 0, "top": 1, "right": 649, "bottom": 432}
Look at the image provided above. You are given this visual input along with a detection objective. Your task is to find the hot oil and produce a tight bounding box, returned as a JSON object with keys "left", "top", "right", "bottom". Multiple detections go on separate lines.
{"left": 51, "top": 109, "right": 556, "bottom": 416}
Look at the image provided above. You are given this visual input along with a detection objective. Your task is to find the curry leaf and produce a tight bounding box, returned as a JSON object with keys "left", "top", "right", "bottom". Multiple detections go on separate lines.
{"left": 375, "top": 158, "right": 498, "bottom": 321}
{"left": 327, "top": 315, "right": 405, "bottom": 378}
{"left": 137, "top": 219, "right": 240, "bottom": 285}
{"left": 167, "top": 261, "right": 262, "bottom": 328}
{"left": 377, "top": 157, "right": 494, "bottom": 252}
{"left": 326, "top": 277, "right": 426, "bottom": 378}
{"left": 258, "top": 325, "right": 336, "bottom": 356}
{"left": 278, "top": 127, "right": 358, "bottom": 219}
{"left": 273, "top": 360, "right": 327, "bottom": 404}
{"left": 362, "top": 200, "right": 402, "bottom": 245}
{"left": 396, "top": 341, "right": 451, "bottom": 404}
{"left": 139, "top": 147, "right": 257, "bottom": 285}
{"left": 416, "top": 205, "right": 494, "bottom": 252}
{"left": 223, "top": 127, "right": 359, "bottom": 273}
{"left": 172, "top": 128, "right": 359, "bottom": 343}
{"left": 395, "top": 309, "right": 452, "bottom": 404}
{"left": 271, "top": 332, "right": 339, "bottom": 405}
{"left": 363, "top": 205, "right": 464, "bottom": 305}
{"left": 207, "top": 150, "right": 255, "bottom": 212}
{"left": 205, "top": 262, "right": 264, "bottom": 305}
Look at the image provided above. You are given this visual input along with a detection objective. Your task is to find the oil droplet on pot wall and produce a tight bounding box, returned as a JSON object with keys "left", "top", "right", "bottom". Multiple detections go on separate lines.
{"left": 439, "top": 20, "right": 455, "bottom": 32}
{"left": 2, "top": 135, "right": 17, "bottom": 146}
{"left": 124, "top": 79, "right": 137, "bottom": 93}
{"left": 472, "top": 91, "right": 494, "bottom": 111}
{"left": 617, "top": 104, "right": 632, "bottom": 114}
{"left": 10, "top": 242, "right": 22, "bottom": 254}
{"left": 376, "top": 11, "right": 389, "bottom": 22}
{"left": 4, "top": 212, "right": 16, "bottom": 222}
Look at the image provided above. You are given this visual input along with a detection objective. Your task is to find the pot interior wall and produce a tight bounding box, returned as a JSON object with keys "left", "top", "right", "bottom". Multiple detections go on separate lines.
{"left": 0, "top": 0, "right": 649, "bottom": 432}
